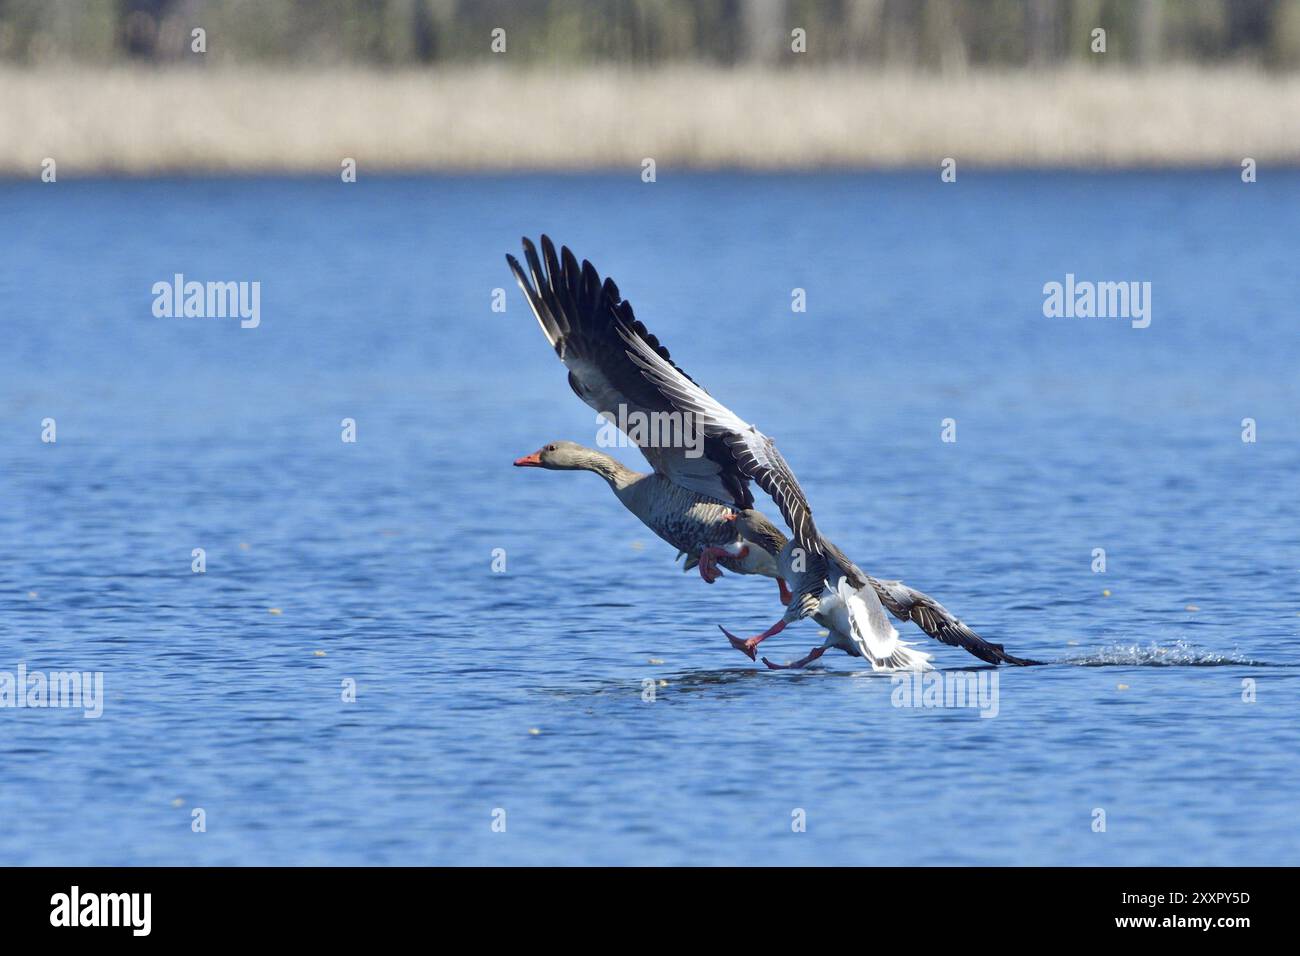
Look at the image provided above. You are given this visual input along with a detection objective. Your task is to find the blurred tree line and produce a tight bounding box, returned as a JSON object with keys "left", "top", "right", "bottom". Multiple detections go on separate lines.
{"left": 2, "top": 0, "right": 1298, "bottom": 68}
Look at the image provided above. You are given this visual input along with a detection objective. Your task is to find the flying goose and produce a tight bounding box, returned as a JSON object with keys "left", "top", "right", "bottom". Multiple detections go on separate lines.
{"left": 508, "top": 235, "right": 1039, "bottom": 670}
{"left": 507, "top": 237, "right": 793, "bottom": 602}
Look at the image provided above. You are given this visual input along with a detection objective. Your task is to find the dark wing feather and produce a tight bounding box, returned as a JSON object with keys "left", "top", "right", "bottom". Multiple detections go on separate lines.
{"left": 506, "top": 236, "right": 754, "bottom": 509}
{"left": 618, "top": 322, "right": 824, "bottom": 558}
{"left": 723, "top": 433, "right": 823, "bottom": 559}
{"left": 869, "top": 577, "right": 1040, "bottom": 666}
{"left": 818, "top": 538, "right": 868, "bottom": 591}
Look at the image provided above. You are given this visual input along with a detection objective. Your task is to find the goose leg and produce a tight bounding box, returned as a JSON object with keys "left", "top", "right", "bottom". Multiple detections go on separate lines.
{"left": 777, "top": 578, "right": 792, "bottom": 603}
{"left": 697, "top": 547, "right": 728, "bottom": 583}
{"left": 699, "top": 545, "right": 748, "bottom": 583}
{"left": 719, "top": 619, "right": 786, "bottom": 661}
{"left": 762, "top": 646, "right": 827, "bottom": 670}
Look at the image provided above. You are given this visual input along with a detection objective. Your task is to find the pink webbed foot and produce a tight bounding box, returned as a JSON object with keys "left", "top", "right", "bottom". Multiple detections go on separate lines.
{"left": 698, "top": 545, "right": 749, "bottom": 584}
{"left": 720, "top": 626, "right": 758, "bottom": 661}
{"left": 762, "top": 646, "right": 827, "bottom": 670}
{"left": 698, "top": 547, "right": 728, "bottom": 584}
{"left": 719, "top": 618, "right": 787, "bottom": 662}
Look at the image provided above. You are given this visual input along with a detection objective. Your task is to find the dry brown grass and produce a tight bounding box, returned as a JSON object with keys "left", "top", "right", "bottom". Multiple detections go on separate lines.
{"left": 3, "top": 64, "right": 1298, "bottom": 174}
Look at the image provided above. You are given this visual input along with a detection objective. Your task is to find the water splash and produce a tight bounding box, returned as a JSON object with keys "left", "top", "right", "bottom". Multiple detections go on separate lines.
{"left": 1062, "top": 639, "right": 1272, "bottom": 667}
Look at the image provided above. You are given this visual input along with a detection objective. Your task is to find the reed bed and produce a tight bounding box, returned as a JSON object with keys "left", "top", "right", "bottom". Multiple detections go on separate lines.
{"left": 3, "top": 64, "right": 1297, "bottom": 174}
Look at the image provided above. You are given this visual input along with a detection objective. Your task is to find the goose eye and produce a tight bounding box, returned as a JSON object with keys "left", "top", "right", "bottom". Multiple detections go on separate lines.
{"left": 546, "top": 444, "right": 556, "bottom": 452}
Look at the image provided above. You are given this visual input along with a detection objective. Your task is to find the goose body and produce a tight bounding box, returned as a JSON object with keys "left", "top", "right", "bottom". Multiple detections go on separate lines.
{"left": 513, "top": 441, "right": 782, "bottom": 581}
{"left": 617, "top": 472, "right": 780, "bottom": 578}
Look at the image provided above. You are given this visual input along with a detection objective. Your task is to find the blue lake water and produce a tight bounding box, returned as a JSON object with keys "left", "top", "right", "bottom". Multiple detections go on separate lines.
{"left": 1, "top": 172, "right": 1297, "bottom": 865}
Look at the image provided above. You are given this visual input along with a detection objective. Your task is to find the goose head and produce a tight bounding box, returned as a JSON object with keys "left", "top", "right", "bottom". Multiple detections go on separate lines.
{"left": 513, "top": 440, "right": 599, "bottom": 471}
{"left": 735, "top": 508, "right": 790, "bottom": 558}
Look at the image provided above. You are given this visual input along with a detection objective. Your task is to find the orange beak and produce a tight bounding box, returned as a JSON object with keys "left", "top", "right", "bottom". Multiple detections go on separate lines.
{"left": 723, "top": 512, "right": 737, "bottom": 522}
{"left": 513, "top": 451, "right": 543, "bottom": 467}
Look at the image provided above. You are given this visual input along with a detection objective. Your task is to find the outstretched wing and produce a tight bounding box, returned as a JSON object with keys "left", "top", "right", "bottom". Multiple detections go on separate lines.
{"left": 618, "top": 320, "right": 824, "bottom": 559}
{"left": 868, "top": 577, "right": 1041, "bottom": 666}
{"left": 506, "top": 236, "right": 753, "bottom": 509}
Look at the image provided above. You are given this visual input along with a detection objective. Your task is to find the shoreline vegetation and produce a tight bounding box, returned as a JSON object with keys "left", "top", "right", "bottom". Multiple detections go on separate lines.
{"left": 4, "top": 65, "right": 1299, "bottom": 175}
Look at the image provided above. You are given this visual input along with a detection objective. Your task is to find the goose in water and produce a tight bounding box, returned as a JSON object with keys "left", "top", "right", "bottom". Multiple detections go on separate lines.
{"left": 507, "top": 235, "right": 1039, "bottom": 671}
{"left": 722, "top": 511, "right": 1038, "bottom": 670}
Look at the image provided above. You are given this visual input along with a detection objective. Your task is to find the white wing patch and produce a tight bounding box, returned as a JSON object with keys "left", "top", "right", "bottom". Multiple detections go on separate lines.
{"left": 839, "top": 579, "right": 934, "bottom": 672}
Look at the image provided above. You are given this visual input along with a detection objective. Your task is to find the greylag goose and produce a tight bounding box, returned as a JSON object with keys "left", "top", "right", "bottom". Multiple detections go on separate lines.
{"left": 507, "top": 238, "right": 792, "bottom": 601}
{"left": 724, "top": 511, "right": 1038, "bottom": 670}
{"left": 508, "top": 235, "right": 1038, "bottom": 672}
